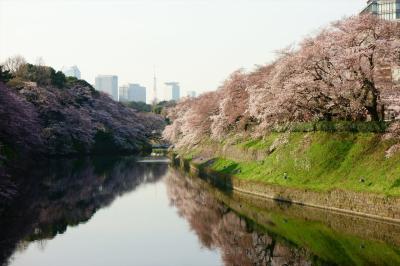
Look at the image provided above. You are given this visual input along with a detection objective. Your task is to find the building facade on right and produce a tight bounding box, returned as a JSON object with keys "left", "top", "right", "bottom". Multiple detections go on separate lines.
{"left": 362, "top": 0, "right": 400, "bottom": 20}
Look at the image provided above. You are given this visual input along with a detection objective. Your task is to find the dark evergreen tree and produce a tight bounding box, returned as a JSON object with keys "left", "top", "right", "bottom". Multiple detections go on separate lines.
{"left": 50, "top": 69, "right": 66, "bottom": 88}
{"left": 0, "top": 66, "right": 13, "bottom": 83}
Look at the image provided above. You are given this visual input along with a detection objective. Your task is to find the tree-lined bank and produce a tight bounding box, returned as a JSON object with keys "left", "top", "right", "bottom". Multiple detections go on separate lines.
{"left": 163, "top": 15, "right": 400, "bottom": 209}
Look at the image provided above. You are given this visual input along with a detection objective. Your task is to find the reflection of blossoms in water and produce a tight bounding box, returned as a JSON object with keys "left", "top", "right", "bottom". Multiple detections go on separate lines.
{"left": 166, "top": 169, "right": 311, "bottom": 266}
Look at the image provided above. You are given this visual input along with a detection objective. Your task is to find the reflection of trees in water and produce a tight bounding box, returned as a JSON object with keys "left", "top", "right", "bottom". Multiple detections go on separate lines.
{"left": 165, "top": 169, "right": 311, "bottom": 266}
{"left": 0, "top": 176, "right": 17, "bottom": 207}
{"left": 0, "top": 157, "right": 167, "bottom": 266}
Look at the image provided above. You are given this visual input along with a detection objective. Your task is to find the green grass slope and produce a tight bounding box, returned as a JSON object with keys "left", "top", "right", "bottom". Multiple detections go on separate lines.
{"left": 182, "top": 132, "right": 400, "bottom": 196}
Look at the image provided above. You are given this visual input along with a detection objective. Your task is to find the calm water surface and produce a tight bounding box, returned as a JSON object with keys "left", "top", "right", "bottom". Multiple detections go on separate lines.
{"left": 1, "top": 156, "right": 400, "bottom": 266}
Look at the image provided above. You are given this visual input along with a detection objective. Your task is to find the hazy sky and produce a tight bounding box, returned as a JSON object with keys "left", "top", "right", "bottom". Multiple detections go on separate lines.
{"left": 0, "top": 0, "right": 365, "bottom": 101}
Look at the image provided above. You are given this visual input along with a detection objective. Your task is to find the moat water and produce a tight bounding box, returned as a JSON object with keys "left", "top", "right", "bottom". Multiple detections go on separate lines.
{"left": 1, "top": 156, "right": 400, "bottom": 266}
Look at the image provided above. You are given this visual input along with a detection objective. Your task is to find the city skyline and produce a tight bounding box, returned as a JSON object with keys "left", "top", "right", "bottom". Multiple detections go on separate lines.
{"left": 0, "top": 0, "right": 365, "bottom": 101}
{"left": 95, "top": 71, "right": 186, "bottom": 102}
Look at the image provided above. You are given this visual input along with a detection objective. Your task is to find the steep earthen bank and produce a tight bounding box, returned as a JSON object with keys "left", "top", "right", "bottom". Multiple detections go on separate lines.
{"left": 171, "top": 132, "right": 400, "bottom": 222}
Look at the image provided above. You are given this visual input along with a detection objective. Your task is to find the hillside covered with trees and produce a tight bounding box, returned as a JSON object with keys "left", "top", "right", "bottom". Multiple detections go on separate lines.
{"left": 0, "top": 58, "right": 165, "bottom": 182}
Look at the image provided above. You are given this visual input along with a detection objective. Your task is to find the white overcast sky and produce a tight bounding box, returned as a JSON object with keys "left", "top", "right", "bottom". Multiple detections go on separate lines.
{"left": 0, "top": 0, "right": 365, "bottom": 101}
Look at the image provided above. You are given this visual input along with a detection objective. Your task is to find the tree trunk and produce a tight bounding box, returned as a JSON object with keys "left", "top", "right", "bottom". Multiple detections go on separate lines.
{"left": 380, "top": 104, "right": 385, "bottom": 121}
{"left": 363, "top": 80, "right": 380, "bottom": 121}
{"left": 366, "top": 106, "right": 380, "bottom": 121}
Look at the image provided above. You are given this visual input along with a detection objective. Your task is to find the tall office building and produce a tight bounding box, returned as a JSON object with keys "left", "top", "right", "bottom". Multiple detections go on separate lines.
{"left": 362, "top": 0, "right": 400, "bottom": 20}
{"left": 61, "top": 65, "right": 81, "bottom": 79}
{"left": 119, "top": 83, "right": 147, "bottom": 103}
{"left": 95, "top": 75, "right": 118, "bottom": 101}
{"left": 128, "top": 83, "right": 146, "bottom": 103}
{"left": 165, "top": 82, "right": 180, "bottom": 101}
{"left": 119, "top": 85, "right": 129, "bottom": 102}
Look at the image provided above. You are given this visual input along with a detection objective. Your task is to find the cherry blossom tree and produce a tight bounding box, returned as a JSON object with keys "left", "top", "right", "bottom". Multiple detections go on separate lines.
{"left": 247, "top": 59, "right": 298, "bottom": 133}
{"left": 211, "top": 70, "right": 250, "bottom": 139}
{"left": 279, "top": 15, "right": 400, "bottom": 122}
{"left": 0, "top": 81, "right": 42, "bottom": 156}
{"left": 164, "top": 15, "right": 400, "bottom": 146}
{"left": 164, "top": 91, "right": 221, "bottom": 148}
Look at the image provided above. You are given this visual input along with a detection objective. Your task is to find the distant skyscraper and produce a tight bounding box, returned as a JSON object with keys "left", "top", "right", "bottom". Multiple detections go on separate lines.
{"left": 127, "top": 83, "right": 146, "bottom": 103}
{"left": 95, "top": 75, "right": 118, "bottom": 101}
{"left": 165, "top": 82, "right": 180, "bottom": 101}
{"left": 61, "top": 65, "right": 81, "bottom": 79}
{"left": 119, "top": 85, "right": 129, "bottom": 102}
{"left": 119, "top": 83, "right": 147, "bottom": 102}
{"left": 187, "top": 90, "right": 196, "bottom": 98}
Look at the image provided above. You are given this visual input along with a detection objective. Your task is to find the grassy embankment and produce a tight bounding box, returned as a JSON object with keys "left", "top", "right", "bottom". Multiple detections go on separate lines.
{"left": 178, "top": 122, "right": 400, "bottom": 196}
